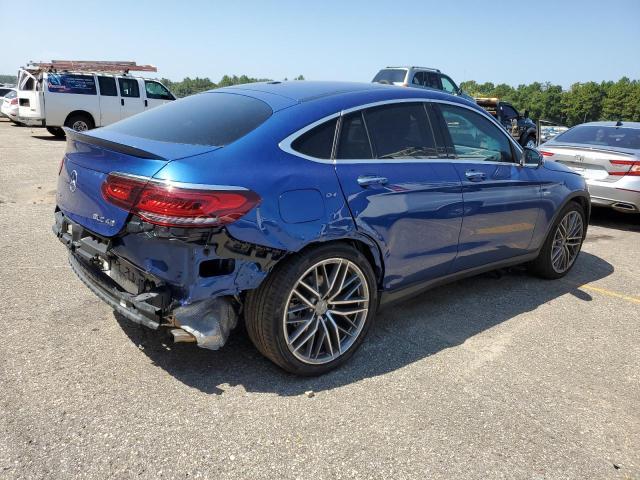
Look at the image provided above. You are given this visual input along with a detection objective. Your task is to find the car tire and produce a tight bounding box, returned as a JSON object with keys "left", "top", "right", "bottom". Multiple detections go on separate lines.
{"left": 46, "top": 126, "right": 65, "bottom": 138}
{"left": 529, "top": 201, "right": 586, "bottom": 279}
{"left": 244, "top": 243, "right": 378, "bottom": 375}
{"left": 64, "top": 113, "right": 94, "bottom": 132}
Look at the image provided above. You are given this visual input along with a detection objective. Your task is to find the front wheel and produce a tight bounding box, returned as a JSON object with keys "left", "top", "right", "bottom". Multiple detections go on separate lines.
{"left": 529, "top": 202, "right": 586, "bottom": 279}
{"left": 64, "top": 113, "right": 94, "bottom": 132}
{"left": 245, "top": 244, "right": 378, "bottom": 375}
{"left": 46, "top": 126, "right": 65, "bottom": 138}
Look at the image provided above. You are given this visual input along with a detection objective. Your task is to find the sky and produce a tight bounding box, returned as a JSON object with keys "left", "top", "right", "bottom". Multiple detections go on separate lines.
{"left": 2, "top": 0, "right": 638, "bottom": 88}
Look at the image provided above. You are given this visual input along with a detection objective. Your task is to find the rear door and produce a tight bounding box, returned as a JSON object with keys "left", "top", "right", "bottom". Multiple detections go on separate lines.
{"left": 118, "top": 77, "right": 145, "bottom": 119}
{"left": 96, "top": 76, "right": 120, "bottom": 126}
{"left": 333, "top": 101, "right": 464, "bottom": 290}
{"left": 17, "top": 69, "right": 44, "bottom": 123}
{"left": 434, "top": 103, "right": 543, "bottom": 271}
{"left": 143, "top": 80, "right": 175, "bottom": 110}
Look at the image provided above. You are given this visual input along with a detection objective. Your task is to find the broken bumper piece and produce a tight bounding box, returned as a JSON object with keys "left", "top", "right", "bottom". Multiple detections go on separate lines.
{"left": 172, "top": 297, "right": 238, "bottom": 350}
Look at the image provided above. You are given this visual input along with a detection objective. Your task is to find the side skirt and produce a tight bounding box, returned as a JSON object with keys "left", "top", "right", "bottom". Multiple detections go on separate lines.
{"left": 379, "top": 251, "right": 540, "bottom": 307}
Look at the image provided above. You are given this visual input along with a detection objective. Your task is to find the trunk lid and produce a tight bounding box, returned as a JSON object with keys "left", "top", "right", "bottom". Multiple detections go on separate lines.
{"left": 540, "top": 144, "right": 638, "bottom": 182}
{"left": 57, "top": 129, "right": 219, "bottom": 236}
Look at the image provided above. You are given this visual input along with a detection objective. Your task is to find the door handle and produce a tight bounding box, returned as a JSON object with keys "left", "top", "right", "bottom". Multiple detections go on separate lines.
{"left": 357, "top": 175, "right": 388, "bottom": 187}
{"left": 144, "top": 99, "right": 148, "bottom": 107}
{"left": 120, "top": 98, "right": 124, "bottom": 106}
{"left": 465, "top": 170, "right": 486, "bottom": 182}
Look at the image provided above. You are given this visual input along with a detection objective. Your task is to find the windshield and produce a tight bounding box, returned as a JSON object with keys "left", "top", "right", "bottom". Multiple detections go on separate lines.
{"left": 554, "top": 125, "right": 640, "bottom": 150}
{"left": 104, "top": 92, "right": 273, "bottom": 146}
{"left": 372, "top": 69, "right": 407, "bottom": 84}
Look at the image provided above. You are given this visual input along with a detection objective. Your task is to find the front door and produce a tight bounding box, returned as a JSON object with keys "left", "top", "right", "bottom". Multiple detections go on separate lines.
{"left": 117, "top": 77, "right": 145, "bottom": 119}
{"left": 434, "top": 103, "right": 543, "bottom": 271}
{"left": 334, "top": 101, "right": 464, "bottom": 290}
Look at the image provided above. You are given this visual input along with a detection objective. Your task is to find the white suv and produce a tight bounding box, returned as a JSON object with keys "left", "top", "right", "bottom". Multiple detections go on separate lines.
{"left": 372, "top": 66, "right": 474, "bottom": 102}
{"left": 17, "top": 69, "right": 175, "bottom": 137}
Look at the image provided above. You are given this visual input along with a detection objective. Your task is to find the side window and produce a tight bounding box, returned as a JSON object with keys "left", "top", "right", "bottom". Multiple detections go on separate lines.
{"left": 500, "top": 104, "right": 518, "bottom": 120}
{"left": 363, "top": 103, "right": 438, "bottom": 159}
{"left": 411, "top": 72, "right": 425, "bottom": 86}
{"left": 97, "top": 76, "right": 117, "bottom": 96}
{"left": 118, "top": 78, "right": 140, "bottom": 98}
{"left": 47, "top": 74, "right": 96, "bottom": 95}
{"left": 424, "top": 73, "right": 441, "bottom": 90}
{"left": 440, "top": 75, "right": 458, "bottom": 94}
{"left": 439, "top": 104, "right": 514, "bottom": 163}
{"left": 336, "top": 112, "right": 373, "bottom": 159}
{"left": 291, "top": 118, "right": 338, "bottom": 159}
{"left": 145, "top": 80, "right": 174, "bottom": 100}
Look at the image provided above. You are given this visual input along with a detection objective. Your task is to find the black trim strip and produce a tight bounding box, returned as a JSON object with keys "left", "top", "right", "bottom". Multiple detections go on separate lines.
{"left": 64, "top": 128, "right": 166, "bottom": 160}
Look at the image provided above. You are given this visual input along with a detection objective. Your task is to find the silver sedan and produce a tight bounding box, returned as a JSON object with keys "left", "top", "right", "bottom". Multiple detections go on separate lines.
{"left": 540, "top": 121, "right": 640, "bottom": 214}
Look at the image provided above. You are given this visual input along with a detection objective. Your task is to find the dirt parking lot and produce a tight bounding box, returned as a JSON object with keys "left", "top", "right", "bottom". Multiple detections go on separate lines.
{"left": 0, "top": 117, "right": 639, "bottom": 480}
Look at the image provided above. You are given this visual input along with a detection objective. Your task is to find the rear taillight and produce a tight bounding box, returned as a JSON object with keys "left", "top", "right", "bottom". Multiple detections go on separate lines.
{"left": 609, "top": 160, "right": 640, "bottom": 176}
{"left": 101, "top": 173, "right": 260, "bottom": 227}
{"left": 540, "top": 150, "right": 554, "bottom": 157}
{"left": 10, "top": 98, "right": 17, "bottom": 105}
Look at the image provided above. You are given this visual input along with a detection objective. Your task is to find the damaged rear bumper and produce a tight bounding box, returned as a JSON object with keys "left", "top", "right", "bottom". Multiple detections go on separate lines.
{"left": 54, "top": 211, "right": 241, "bottom": 350}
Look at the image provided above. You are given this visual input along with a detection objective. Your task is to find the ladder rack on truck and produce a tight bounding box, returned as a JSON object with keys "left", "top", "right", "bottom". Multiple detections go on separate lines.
{"left": 23, "top": 60, "right": 157, "bottom": 75}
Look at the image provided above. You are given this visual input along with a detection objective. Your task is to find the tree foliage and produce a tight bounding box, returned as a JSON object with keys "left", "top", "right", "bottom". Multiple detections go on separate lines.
{"left": 460, "top": 78, "right": 640, "bottom": 126}
{"left": 0, "top": 74, "right": 17, "bottom": 84}
{"left": 160, "top": 74, "right": 305, "bottom": 97}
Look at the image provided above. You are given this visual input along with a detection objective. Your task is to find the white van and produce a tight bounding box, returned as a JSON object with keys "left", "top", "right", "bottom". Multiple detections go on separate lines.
{"left": 18, "top": 63, "right": 175, "bottom": 137}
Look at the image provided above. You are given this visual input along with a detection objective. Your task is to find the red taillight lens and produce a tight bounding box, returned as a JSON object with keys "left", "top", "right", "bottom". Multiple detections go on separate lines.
{"left": 540, "top": 150, "right": 554, "bottom": 157}
{"left": 101, "top": 173, "right": 260, "bottom": 227}
{"left": 10, "top": 98, "right": 17, "bottom": 105}
{"left": 609, "top": 160, "right": 640, "bottom": 176}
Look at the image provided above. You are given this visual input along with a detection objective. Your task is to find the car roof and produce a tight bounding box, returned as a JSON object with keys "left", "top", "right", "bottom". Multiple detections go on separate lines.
{"left": 578, "top": 121, "right": 640, "bottom": 129}
{"left": 217, "top": 80, "right": 477, "bottom": 110}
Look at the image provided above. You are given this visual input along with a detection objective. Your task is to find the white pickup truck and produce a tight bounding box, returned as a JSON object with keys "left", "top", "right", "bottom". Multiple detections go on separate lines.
{"left": 17, "top": 61, "right": 175, "bottom": 137}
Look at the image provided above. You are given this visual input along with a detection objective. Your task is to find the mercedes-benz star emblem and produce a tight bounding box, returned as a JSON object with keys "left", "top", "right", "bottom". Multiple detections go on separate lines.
{"left": 69, "top": 170, "right": 78, "bottom": 193}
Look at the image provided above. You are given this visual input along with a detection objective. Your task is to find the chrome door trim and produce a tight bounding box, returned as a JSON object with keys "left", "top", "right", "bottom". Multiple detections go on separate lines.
{"left": 278, "top": 98, "right": 524, "bottom": 166}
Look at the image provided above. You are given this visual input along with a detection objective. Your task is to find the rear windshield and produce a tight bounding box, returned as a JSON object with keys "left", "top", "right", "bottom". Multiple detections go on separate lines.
{"left": 0, "top": 88, "right": 12, "bottom": 97}
{"left": 4, "top": 90, "right": 16, "bottom": 99}
{"left": 372, "top": 69, "right": 407, "bottom": 84}
{"left": 104, "top": 92, "right": 272, "bottom": 146}
{"left": 554, "top": 125, "right": 640, "bottom": 150}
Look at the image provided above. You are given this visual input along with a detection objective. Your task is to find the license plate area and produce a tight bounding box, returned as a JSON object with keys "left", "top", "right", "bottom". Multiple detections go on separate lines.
{"left": 103, "top": 256, "right": 145, "bottom": 295}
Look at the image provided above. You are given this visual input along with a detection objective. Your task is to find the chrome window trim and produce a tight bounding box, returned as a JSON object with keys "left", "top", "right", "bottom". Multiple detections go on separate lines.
{"left": 109, "top": 171, "right": 249, "bottom": 191}
{"left": 278, "top": 98, "right": 523, "bottom": 165}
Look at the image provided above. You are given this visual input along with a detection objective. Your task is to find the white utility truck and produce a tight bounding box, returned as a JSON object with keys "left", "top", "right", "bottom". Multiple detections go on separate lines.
{"left": 17, "top": 60, "right": 175, "bottom": 137}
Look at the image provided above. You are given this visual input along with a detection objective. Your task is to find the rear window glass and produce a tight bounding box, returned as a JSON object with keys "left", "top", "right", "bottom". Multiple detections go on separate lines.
{"left": 337, "top": 112, "right": 373, "bottom": 159}
{"left": 291, "top": 118, "right": 337, "bottom": 159}
{"left": 0, "top": 88, "right": 11, "bottom": 97}
{"left": 47, "top": 74, "right": 97, "bottom": 95}
{"left": 554, "top": 125, "right": 640, "bottom": 150}
{"left": 98, "top": 76, "right": 117, "bottom": 96}
{"left": 104, "top": 92, "right": 273, "bottom": 146}
{"left": 372, "top": 69, "right": 407, "bottom": 84}
{"left": 4, "top": 90, "right": 16, "bottom": 99}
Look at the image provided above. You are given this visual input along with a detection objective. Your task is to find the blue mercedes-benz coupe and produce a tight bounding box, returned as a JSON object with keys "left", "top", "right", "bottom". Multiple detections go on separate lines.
{"left": 53, "top": 81, "right": 590, "bottom": 375}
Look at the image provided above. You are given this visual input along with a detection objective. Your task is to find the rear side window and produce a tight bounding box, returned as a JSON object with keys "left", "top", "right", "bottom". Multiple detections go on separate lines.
{"left": 47, "top": 74, "right": 96, "bottom": 95}
{"left": 104, "top": 92, "right": 273, "bottom": 146}
{"left": 145, "top": 80, "right": 174, "bottom": 100}
{"left": 0, "top": 88, "right": 11, "bottom": 97}
{"left": 4, "top": 90, "right": 16, "bottom": 99}
{"left": 337, "top": 112, "right": 373, "bottom": 159}
{"left": 118, "top": 78, "right": 139, "bottom": 98}
{"left": 364, "top": 103, "right": 438, "bottom": 158}
{"left": 372, "top": 69, "right": 407, "bottom": 84}
{"left": 439, "top": 104, "right": 514, "bottom": 162}
{"left": 97, "top": 76, "right": 117, "bottom": 96}
{"left": 554, "top": 125, "right": 640, "bottom": 150}
{"left": 291, "top": 118, "right": 337, "bottom": 159}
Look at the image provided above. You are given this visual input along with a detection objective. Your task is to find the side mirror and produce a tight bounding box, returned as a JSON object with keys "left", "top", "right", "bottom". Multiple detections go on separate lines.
{"left": 520, "top": 146, "right": 543, "bottom": 167}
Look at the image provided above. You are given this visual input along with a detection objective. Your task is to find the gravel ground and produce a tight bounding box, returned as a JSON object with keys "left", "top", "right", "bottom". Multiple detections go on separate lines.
{"left": 1, "top": 118, "right": 639, "bottom": 480}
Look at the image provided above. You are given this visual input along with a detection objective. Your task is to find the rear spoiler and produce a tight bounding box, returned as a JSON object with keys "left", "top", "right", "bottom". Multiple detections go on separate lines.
{"left": 64, "top": 128, "right": 166, "bottom": 160}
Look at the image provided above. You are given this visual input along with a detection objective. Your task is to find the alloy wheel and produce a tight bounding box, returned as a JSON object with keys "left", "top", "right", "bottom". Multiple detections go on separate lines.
{"left": 282, "top": 258, "right": 370, "bottom": 365}
{"left": 72, "top": 120, "right": 88, "bottom": 131}
{"left": 551, "top": 210, "right": 584, "bottom": 274}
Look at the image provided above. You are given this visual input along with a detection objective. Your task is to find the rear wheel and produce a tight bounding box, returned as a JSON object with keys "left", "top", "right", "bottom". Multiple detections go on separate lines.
{"left": 46, "top": 126, "right": 65, "bottom": 138}
{"left": 523, "top": 135, "right": 537, "bottom": 148}
{"left": 245, "top": 244, "right": 378, "bottom": 375}
{"left": 64, "top": 113, "right": 94, "bottom": 132}
{"left": 529, "top": 202, "right": 586, "bottom": 279}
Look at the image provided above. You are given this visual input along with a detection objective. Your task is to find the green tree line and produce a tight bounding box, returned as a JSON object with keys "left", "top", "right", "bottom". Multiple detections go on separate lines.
{"left": 460, "top": 78, "right": 640, "bottom": 126}
{"left": 160, "top": 74, "right": 305, "bottom": 97}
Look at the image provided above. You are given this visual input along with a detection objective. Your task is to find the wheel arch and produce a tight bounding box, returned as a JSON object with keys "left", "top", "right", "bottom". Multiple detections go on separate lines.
{"left": 64, "top": 110, "right": 96, "bottom": 129}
